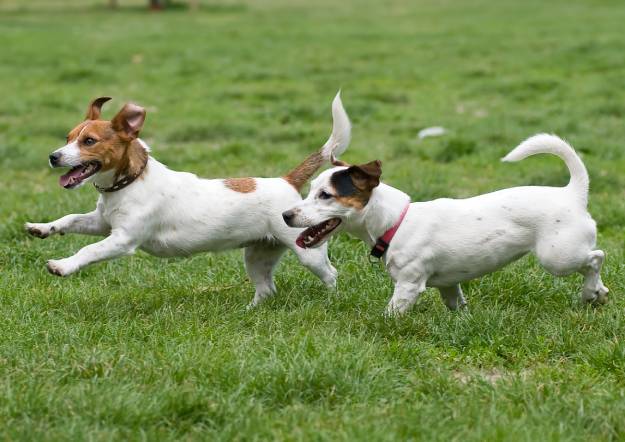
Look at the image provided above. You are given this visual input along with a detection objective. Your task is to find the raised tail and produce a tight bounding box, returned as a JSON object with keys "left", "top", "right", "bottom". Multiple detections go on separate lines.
{"left": 502, "top": 133, "right": 589, "bottom": 205}
{"left": 284, "top": 91, "right": 351, "bottom": 191}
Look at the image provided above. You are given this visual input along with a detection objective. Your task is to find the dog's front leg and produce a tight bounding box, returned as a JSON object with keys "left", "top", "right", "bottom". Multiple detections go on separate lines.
{"left": 46, "top": 230, "right": 137, "bottom": 277}
{"left": 385, "top": 279, "right": 427, "bottom": 316}
{"left": 26, "top": 210, "right": 110, "bottom": 239}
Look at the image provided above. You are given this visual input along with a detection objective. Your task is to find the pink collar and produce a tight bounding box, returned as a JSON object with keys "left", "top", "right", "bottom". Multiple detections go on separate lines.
{"left": 370, "top": 203, "right": 410, "bottom": 259}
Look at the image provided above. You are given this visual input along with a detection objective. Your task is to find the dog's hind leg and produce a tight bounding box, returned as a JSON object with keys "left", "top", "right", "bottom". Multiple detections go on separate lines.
{"left": 438, "top": 285, "right": 467, "bottom": 311}
{"left": 535, "top": 228, "right": 608, "bottom": 304}
{"left": 580, "top": 250, "right": 609, "bottom": 305}
{"left": 244, "top": 242, "right": 287, "bottom": 308}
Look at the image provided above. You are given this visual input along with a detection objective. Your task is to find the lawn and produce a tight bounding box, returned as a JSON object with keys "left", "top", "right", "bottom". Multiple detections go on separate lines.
{"left": 1, "top": 0, "right": 625, "bottom": 440}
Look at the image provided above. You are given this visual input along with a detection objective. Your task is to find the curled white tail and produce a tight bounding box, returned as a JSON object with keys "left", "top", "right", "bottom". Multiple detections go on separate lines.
{"left": 502, "top": 133, "right": 589, "bottom": 205}
{"left": 321, "top": 91, "right": 351, "bottom": 161}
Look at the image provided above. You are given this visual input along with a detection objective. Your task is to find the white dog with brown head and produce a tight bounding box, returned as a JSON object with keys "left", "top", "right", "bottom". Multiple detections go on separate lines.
{"left": 283, "top": 111, "right": 608, "bottom": 314}
{"left": 26, "top": 93, "right": 351, "bottom": 308}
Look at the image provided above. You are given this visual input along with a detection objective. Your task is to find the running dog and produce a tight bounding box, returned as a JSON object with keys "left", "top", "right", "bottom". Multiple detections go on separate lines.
{"left": 26, "top": 93, "right": 351, "bottom": 307}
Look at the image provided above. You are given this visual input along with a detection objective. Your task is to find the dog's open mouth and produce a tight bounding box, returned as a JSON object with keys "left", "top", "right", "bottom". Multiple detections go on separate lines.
{"left": 296, "top": 218, "right": 341, "bottom": 248}
{"left": 59, "top": 161, "right": 101, "bottom": 189}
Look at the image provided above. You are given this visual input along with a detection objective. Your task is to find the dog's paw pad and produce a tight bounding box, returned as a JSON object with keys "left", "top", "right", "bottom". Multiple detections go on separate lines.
{"left": 30, "top": 228, "right": 43, "bottom": 237}
{"left": 46, "top": 261, "right": 66, "bottom": 277}
{"left": 595, "top": 293, "right": 609, "bottom": 305}
{"left": 25, "top": 224, "right": 49, "bottom": 239}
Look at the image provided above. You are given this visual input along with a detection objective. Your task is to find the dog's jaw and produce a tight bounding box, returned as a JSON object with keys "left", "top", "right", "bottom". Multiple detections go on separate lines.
{"left": 59, "top": 161, "right": 102, "bottom": 189}
{"left": 295, "top": 218, "right": 342, "bottom": 248}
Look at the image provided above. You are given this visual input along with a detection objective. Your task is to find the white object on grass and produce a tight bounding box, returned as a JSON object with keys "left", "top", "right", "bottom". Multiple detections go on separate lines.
{"left": 418, "top": 126, "right": 446, "bottom": 139}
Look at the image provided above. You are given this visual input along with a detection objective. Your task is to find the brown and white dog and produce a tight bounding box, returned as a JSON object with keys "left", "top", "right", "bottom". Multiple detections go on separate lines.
{"left": 25, "top": 93, "right": 351, "bottom": 307}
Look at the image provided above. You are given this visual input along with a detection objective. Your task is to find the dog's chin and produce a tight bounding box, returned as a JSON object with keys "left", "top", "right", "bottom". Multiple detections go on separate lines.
{"left": 58, "top": 161, "right": 102, "bottom": 189}
{"left": 296, "top": 218, "right": 341, "bottom": 249}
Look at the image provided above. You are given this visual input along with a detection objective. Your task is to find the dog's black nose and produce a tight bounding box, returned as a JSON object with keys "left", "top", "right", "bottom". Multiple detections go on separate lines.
{"left": 282, "top": 210, "right": 295, "bottom": 226}
{"left": 49, "top": 152, "right": 61, "bottom": 166}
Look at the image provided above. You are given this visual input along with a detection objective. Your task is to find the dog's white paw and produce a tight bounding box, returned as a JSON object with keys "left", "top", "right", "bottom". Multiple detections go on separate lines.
{"left": 384, "top": 304, "right": 404, "bottom": 318}
{"left": 325, "top": 276, "right": 338, "bottom": 291}
{"left": 46, "top": 259, "right": 76, "bottom": 277}
{"left": 247, "top": 295, "right": 264, "bottom": 310}
{"left": 25, "top": 222, "right": 56, "bottom": 239}
{"left": 322, "top": 266, "right": 338, "bottom": 290}
{"left": 585, "top": 285, "right": 609, "bottom": 306}
{"left": 593, "top": 284, "right": 610, "bottom": 305}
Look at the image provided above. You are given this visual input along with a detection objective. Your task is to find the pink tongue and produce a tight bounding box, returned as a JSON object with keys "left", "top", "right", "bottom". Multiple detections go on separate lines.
{"left": 296, "top": 235, "right": 307, "bottom": 248}
{"left": 59, "top": 167, "right": 83, "bottom": 187}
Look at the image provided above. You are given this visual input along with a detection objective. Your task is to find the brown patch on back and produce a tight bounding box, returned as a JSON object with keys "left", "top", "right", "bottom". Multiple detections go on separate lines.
{"left": 284, "top": 151, "right": 324, "bottom": 191}
{"left": 224, "top": 177, "right": 257, "bottom": 193}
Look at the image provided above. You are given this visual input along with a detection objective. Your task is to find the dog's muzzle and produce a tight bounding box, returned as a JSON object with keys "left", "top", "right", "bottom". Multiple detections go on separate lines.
{"left": 282, "top": 210, "right": 295, "bottom": 227}
{"left": 49, "top": 152, "right": 62, "bottom": 167}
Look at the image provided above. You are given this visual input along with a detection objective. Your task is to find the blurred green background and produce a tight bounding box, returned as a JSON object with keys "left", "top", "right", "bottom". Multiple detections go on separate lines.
{"left": 0, "top": 0, "right": 624, "bottom": 440}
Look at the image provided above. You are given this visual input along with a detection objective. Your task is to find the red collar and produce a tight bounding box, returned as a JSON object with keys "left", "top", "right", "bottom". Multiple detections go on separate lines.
{"left": 370, "top": 203, "right": 410, "bottom": 259}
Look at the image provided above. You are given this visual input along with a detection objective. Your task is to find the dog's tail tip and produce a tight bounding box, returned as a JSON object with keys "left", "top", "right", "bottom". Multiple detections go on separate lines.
{"left": 501, "top": 133, "right": 557, "bottom": 162}
{"left": 333, "top": 89, "right": 342, "bottom": 102}
{"left": 500, "top": 152, "right": 515, "bottom": 162}
{"left": 321, "top": 90, "right": 351, "bottom": 161}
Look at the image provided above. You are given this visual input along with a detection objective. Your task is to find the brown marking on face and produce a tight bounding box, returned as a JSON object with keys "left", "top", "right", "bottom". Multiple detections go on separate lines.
{"left": 334, "top": 194, "right": 368, "bottom": 209}
{"left": 66, "top": 100, "right": 148, "bottom": 179}
{"left": 284, "top": 151, "right": 324, "bottom": 191}
{"left": 224, "top": 177, "right": 257, "bottom": 193}
{"left": 66, "top": 121, "right": 90, "bottom": 143}
{"left": 329, "top": 160, "right": 382, "bottom": 209}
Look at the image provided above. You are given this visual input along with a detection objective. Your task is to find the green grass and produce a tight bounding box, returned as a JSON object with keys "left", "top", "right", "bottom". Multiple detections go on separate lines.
{"left": 1, "top": 0, "right": 625, "bottom": 440}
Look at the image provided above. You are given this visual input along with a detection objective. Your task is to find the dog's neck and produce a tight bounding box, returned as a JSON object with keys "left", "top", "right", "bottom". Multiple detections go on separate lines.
{"left": 93, "top": 138, "right": 150, "bottom": 190}
{"left": 343, "top": 182, "right": 411, "bottom": 246}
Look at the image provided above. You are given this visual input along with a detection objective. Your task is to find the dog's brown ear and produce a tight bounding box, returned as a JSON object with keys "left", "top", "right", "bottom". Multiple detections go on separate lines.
{"left": 330, "top": 154, "right": 350, "bottom": 167}
{"left": 85, "top": 97, "right": 112, "bottom": 120}
{"left": 111, "top": 103, "right": 146, "bottom": 141}
{"left": 348, "top": 160, "right": 382, "bottom": 191}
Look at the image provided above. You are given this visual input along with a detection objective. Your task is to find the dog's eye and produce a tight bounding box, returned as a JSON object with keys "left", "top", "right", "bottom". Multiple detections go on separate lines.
{"left": 318, "top": 191, "right": 333, "bottom": 200}
{"left": 83, "top": 137, "right": 97, "bottom": 146}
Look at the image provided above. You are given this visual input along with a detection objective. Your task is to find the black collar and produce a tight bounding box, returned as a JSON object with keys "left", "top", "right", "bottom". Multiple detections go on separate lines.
{"left": 94, "top": 157, "right": 148, "bottom": 193}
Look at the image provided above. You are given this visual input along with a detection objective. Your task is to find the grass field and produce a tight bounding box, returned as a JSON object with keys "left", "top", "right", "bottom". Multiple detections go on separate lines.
{"left": 1, "top": 0, "right": 625, "bottom": 440}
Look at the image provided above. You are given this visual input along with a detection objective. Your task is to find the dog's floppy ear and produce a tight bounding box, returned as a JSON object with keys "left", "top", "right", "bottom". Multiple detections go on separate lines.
{"left": 330, "top": 153, "right": 350, "bottom": 167}
{"left": 111, "top": 103, "right": 146, "bottom": 141}
{"left": 348, "top": 160, "right": 382, "bottom": 191}
{"left": 85, "top": 97, "right": 112, "bottom": 120}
